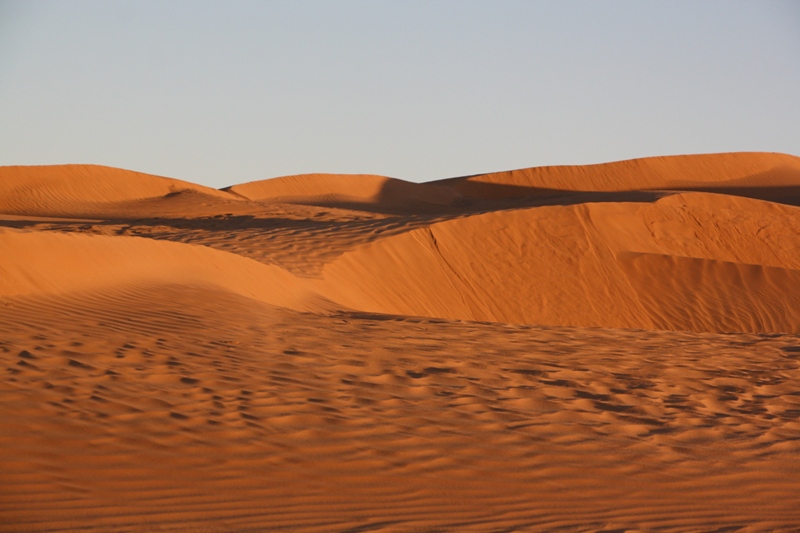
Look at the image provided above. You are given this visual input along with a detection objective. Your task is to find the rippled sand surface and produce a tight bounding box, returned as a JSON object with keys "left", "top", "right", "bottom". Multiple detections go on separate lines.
{"left": 2, "top": 153, "right": 800, "bottom": 531}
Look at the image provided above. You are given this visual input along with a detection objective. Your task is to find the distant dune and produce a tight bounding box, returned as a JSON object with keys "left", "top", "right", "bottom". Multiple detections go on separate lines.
{"left": 0, "top": 164, "right": 242, "bottom": 217}
{"left": 2, "top": 152, "right": 800, "bottom": 532}
{"left": 436, "top": 151, "right": 800, "bottom": 205}
{"left": 227, "top": 172, "right": 462, "bottom": 213}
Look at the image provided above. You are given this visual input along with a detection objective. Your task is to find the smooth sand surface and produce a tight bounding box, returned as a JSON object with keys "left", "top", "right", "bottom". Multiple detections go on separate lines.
{"left": 2, "top": 152, "right": 800, "bottom": 532}
{"left": 0, "top": 164, "right": 240, "bottom": 217}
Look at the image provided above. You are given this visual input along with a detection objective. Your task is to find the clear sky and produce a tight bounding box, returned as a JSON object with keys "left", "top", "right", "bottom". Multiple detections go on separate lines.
{"left": 1, "top": 0, "right": 798, "bottom": 188}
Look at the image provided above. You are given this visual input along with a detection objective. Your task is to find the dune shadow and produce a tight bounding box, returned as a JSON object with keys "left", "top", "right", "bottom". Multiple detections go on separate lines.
{"left": 0, "top": 214, "right": 340, "bottom": 232}
{"left": 375, "top": 180, "right": 668, "bottom": 215}
{"left": 677, "top": 184, "right": 800, "bottom": 207}
{"left": 436, "top": 166, "right": 800, "bottom": 208}
{"left": 0, "top": 213, "right": 466, "bottom": 248}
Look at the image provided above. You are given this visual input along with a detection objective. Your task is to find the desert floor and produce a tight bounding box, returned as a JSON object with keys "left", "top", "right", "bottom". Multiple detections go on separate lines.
{"left": 2, "top": 153, "right": 800, "bottom": 532}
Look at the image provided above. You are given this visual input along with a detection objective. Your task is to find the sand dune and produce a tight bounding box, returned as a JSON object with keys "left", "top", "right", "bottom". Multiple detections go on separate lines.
{"left": 320, "top": 192, "right": 800, "bottom": 332}
{"left": 0, "top": 227, "right": 323, "bottom": 312}
{"left": 2, "top": 152, "right": 800, "bottom": 532}
{"left": 436, "top": 152, "right": 800, "bottom": 204}
{"left": 227, "top": 172, "right": 462, "bottom": 212}
{"left": 0, "top": 164, "right": 242, "bottom": 217}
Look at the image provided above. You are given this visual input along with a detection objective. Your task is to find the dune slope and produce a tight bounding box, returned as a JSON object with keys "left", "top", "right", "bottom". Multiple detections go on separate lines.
{"left": 320, "top": 192, "right": 800, "bottom": 333}
{"left": 0, "top": 164, "right": 241, "bottom": 217}
{"left": 0, "top": 228, "right": 322, "bottom": 312}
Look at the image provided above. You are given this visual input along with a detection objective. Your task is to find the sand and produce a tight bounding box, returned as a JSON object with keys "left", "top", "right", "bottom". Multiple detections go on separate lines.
{"left": 2, "top": 152, "right": 800, "bottom": 531}
{"left": 227, "top": 173, "right": 462, "bottom": 213}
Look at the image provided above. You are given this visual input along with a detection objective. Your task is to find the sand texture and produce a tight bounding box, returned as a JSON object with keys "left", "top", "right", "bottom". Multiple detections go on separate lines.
{"left": 2, "top": 152, "right": 800, "bottom": 532}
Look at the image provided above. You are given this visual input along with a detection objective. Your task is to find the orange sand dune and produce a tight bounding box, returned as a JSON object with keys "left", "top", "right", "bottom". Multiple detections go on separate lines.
{"left": 2, "top": 152, "right": 800, "bottom": 532}
{"left": 0, "top": 164, "right": 241, "bottom": 217}
{"left": 436, "top": 152, "right": 800, "bottom": 203}
{"left": 0, "top": 227, "right": 322, "bottom": 312}
{"left": 227, "top": 172, "right": 462, "bottom": 212}
{"left": 320, "top": 192, "right": 800, "bottom": 333}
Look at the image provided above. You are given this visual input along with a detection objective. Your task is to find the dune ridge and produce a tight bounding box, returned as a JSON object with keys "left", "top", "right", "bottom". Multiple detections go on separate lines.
{"left": 436, "top": 151, "right": 800, "bottom": 202}
{"left": 227, "top": 172, "right": 462, "bottom": 212}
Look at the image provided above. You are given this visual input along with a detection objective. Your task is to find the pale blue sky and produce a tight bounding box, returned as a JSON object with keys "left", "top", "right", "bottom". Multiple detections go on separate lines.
{"left": 1, "top": 0, "right": 798, "bottom": 187}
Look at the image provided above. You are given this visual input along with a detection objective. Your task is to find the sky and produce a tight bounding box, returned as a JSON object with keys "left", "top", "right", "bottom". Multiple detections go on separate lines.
{"left": 0, "top": 0, "right": 798, "bottom": 188}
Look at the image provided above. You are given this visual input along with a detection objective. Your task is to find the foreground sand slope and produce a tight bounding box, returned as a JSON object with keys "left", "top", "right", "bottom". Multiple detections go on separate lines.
{"left": 0, "top": 227, "right": 324, "bottom": 312}
{"left": 1, "top": 288, "right": 799, "bottom": 532}
{"left": 320, "top": 192, "right": 800, "bottom": 333}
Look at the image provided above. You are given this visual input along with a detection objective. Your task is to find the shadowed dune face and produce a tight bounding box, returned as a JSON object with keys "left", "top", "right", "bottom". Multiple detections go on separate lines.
{"left": 618, "top": 252, "right": 800, "bottom": 333}
{"left": 227, "top": 172, "right": 463, "bottom": 213}
{"left": 2, "top": 153, "right": 800, "bottom": 531}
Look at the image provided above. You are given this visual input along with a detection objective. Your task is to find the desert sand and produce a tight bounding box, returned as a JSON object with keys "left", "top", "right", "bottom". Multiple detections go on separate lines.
{"left": 2, "top": 152, "right": 800, "bottom": 531}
